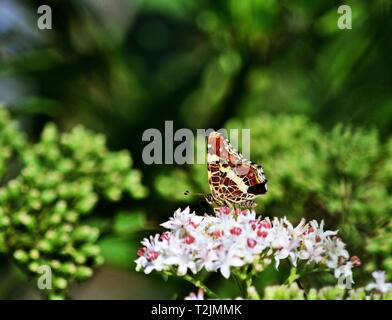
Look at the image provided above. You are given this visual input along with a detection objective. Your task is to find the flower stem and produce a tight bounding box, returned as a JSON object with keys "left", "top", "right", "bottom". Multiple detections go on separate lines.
{"left": 286, "top": 266, "right": 307, "bottom": 299}
{"left": 286, "top": 267, "right": 300, "bottom": 285}
{"left": 246, "top": 276, "right": 253, "bottom": 289}
{"left": 183, "top": 275, "right": 219, "bottom": 299}
{"left": 233, "top": 273, "right": 245, "bottom": 297}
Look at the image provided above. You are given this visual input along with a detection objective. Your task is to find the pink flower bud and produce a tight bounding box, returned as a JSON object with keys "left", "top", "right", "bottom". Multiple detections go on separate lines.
{"left": 212, "top": 230, "right": 224, "bottom": 239}
{"left": 257, "top": 230, "right": 268, "bottom": 238}
{"left": 350, "top": 256, "right": 362, "bottom": 267}
{"left": 185, "top": 235, "right": 195, "bottom": 244}
{"left": 247, "top": 239, "right": 257, "bottom": 248}
{"left": 230, "top": 227, "right": 242, "bottom": 236}
{"left": 187, "top": 221, "right": 197, "bottom": 228}
{"left": 146, "top": 251, "right": 158, "bottom": 261}
{"left": 160, "top": 232, "right": 170, "bottom": 241}
{"left": 137, "top": 247, "right": 147, "bottom": 257}
{"left": 219, "top": 207, "right": 231, "bottom": 215}
{"left": 259, "top": 221, "right": 272, "bottom": 229}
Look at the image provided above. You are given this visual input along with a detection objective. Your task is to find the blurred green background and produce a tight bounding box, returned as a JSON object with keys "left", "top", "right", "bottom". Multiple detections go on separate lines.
{"left": 0, "top": 0, "right": 392, "bottom": 299}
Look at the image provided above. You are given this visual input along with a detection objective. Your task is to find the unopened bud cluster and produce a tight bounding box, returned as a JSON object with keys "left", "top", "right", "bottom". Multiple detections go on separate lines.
{"left": 0, "top": 107, "right": 147, "bottom": 299}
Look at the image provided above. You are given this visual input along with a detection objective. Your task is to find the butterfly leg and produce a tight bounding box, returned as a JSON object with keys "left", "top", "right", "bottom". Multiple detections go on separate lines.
{"left": 224, "top": 199, "right": 235, "bottom": 211}
{"left": 213, "top": 207, "right": 221, "bottom": 215}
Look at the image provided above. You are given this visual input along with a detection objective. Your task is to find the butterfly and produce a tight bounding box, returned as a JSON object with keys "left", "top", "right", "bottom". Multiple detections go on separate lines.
{"left": 205, "top": 131, "right": 268, "bottom": 209}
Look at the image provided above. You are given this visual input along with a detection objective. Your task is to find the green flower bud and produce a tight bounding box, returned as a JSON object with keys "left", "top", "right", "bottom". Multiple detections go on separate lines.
{"left": 41, "top": 190, "right": 57, "bottom": 204}
{"left": 37, "top": 239, "right": 53, "bottom": 253}
{"left": 44, "top": 146, "right": 61, "bottom": 163}
{"left": 28, "top": 199, "right": 42, "bottom": 210}
{"left": 14, "top": 250, "right": 29, "bottom": 263}
{"left": 55, "top": 233, "right": 71, "bottom": 246}
{"left": 54, "top": 200, "right": 67, "bottom": 214}
{"left": 0, "top": 210, "right": 10, "bottom": 228}
{"left": 28, "top": 189, "right": 40, "bottom": 200}
{"left": 60, "top": 245, "right": 76, "bottom": 258}
{"left": 75, "top": 266, "right": 93, "bottom": 280}
{"left": 59, "top": 262, "right": 77, "bottom": 275}
{"left": 28, "top": 261, "right": 40, "bottom": 273}
{"left": 76, "top": 194, "right": 98, "bottom": 213}
{"left": 59, "top": 224, "right": 73, "bottom": 234}
{"left": 45, "top": 230, "right": 57, "bottom": 241}
{"left": 21, "top": 166, "right": 34, "bottom": 180}
{"left": 8, "top": 180, "right": 22, "bottom": 198}
{"left": 365, "top": 261, "right": 376, "bottom": 273}
{"left": 48, "top": 293, "right": 66, "bottom": 300}
{"left": 77, "top": 181, "right": 94, "bottom": 195}
{"left": 50, "top": 260, "right": 61, "bottom": 270}
{"left": 41, "top": 123, "right": 58, "bottom": 143}
{"left": 57, "top": 184, "right": 73, "bottom": 199}
{"left": 58, "top": 159, "right": 75, "bottom": 174}
{"left": 94, "top": 255, "right": 105, "bottom": 266}
{"left": 105, "top": 187, "right": 122, "bottom": 201}
{"left": 81, "top": 244, "right": 100, "bottom": 257}
{"left": 383, "top": 257, "right": 392, "bottom": 271}
{"left": 30, "top": 249, "right": 40, "bottom": 260}
{"left": 53, "top": 277, "right": 68, "bottom": 290}
{"left": 125, "top": 171, "right": 148, "bottom": 199}
{"left": 73, "top": 253, "right": 87, "bottom": 265}
{"left": 73, "top": 226, "right": 99, "bottom": 243}
{"left": 48, "top": 213, "right": 62, "bottom": 225}
{"left": 0, "top": 189, "right": 7, "bottom": 202}
{"left": 44, "top": 172, "right": 62, "bottom": 188}
{"left": 64, "top": 211, "right": 78, "bottom": 223}
{"left": 80, "top": 160, "right": 95, "bottom": 173}
{"left": 14, "top": 211, "right": 35, "bottom": 229}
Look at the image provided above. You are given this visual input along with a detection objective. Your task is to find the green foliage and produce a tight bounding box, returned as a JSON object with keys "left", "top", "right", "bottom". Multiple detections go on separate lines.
{"left": 365, "top": 139, "right": 392, "bottom": 278}
{"left": 5, "top": 1, "right": 392, "bottom": 141}
{"left": 262, "top": 283, "right": 392, "bottom": 300}
{"left": 99, "top": 210, "right": 149, "bottom": 268}
{"left": 366, "top": 221, "right": 392, "bottom": 278}
{"left": 113, "top": 211, "right": 147, "bottom": 236}
{"left": 0, "top": 107, "right": 147, "bottom": 299}
{"left": 155, "top": 113, "right": 392, "bottom": 282}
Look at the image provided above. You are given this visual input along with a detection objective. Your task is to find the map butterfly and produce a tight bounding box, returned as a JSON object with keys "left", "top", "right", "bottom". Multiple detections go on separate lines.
{"left": 205, "top": 131, "right": 268, "bottom": 208}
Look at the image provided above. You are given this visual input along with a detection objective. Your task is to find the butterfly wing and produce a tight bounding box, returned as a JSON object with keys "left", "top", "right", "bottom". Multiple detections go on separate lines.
{"left": 207, "top": 131, "right": 267, "bottom": 207}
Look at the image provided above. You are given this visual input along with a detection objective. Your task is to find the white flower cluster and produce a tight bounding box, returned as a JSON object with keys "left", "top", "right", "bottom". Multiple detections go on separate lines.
{"left": 135, "top": 207, "right": 356, "bottom": 282}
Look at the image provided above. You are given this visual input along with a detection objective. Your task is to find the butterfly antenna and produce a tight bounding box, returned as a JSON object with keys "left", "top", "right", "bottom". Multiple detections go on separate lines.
{"left": 184, "top": 190, "right": 206, "bottom": 197}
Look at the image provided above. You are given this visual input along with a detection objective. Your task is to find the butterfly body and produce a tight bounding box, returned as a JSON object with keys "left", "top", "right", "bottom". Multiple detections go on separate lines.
{"left": 206, "top": 131, "right": 267, "bottom": 208}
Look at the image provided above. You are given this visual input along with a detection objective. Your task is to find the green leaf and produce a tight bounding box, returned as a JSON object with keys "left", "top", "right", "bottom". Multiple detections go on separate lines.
{"left": 99, "top": 236, "right": 137, "bottom": 268}
{"left": 113, "top": 211, "right": 147, "bottom": 235}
